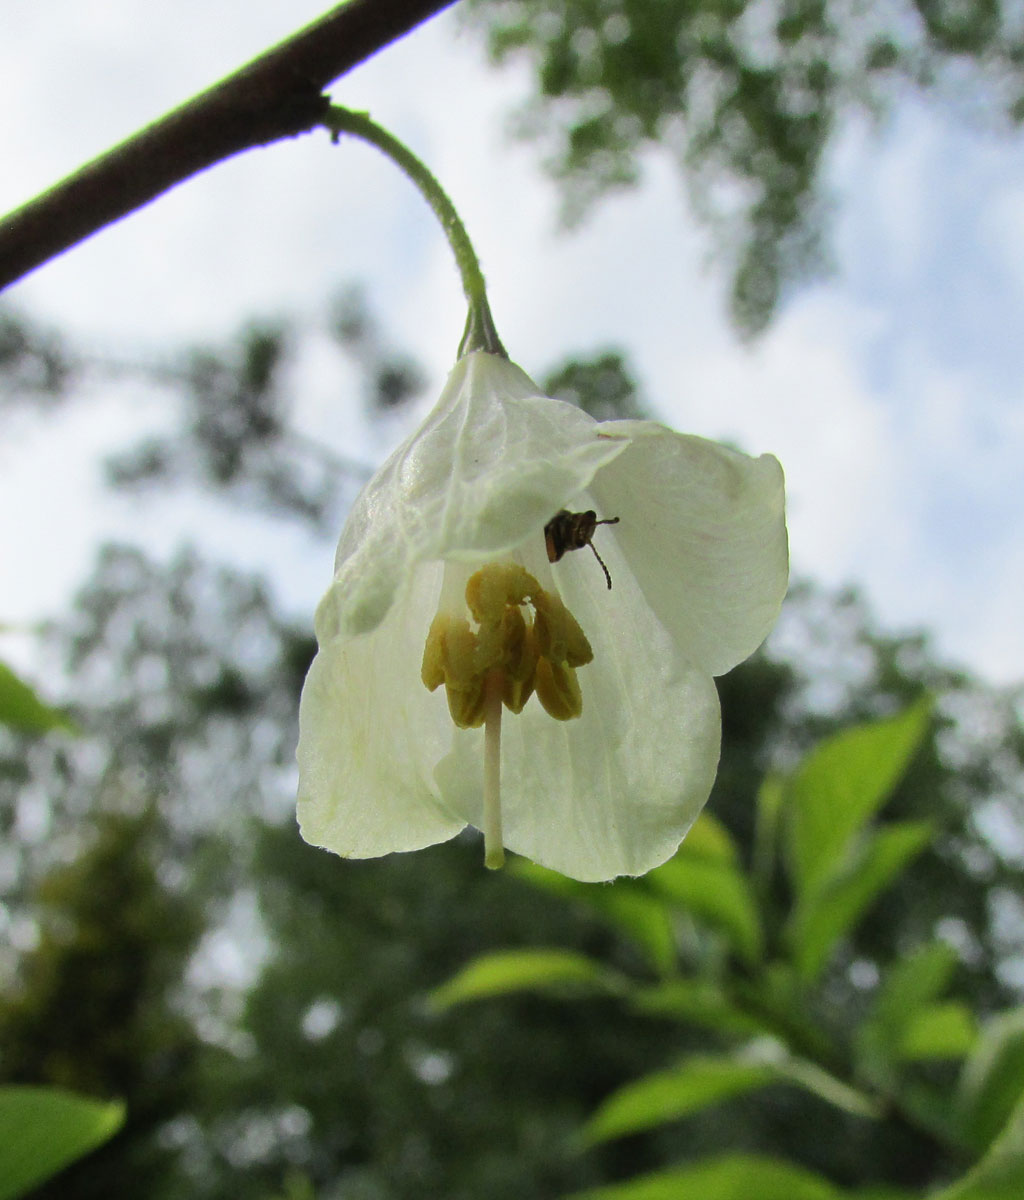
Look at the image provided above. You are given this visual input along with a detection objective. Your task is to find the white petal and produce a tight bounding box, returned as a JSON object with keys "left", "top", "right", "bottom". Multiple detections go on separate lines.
{"left": 297, "top": 564, "right": 466, "bottom": 857}
{"left": 320, "top": 352, "right": 630, "bottom": 639}
{"left": 435, "top": 542, "right": 721, "bottom": 882}
{"left": 590, "top": 425, "right": 788, "bottom": 677}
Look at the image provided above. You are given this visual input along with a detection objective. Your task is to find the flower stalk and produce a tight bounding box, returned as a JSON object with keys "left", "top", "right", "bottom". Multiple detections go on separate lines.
{"left": 482, "top": 671, "right": 505, "bottom": 870}
{"left": 323, "top": 106, "right": 505, "bottom": 357}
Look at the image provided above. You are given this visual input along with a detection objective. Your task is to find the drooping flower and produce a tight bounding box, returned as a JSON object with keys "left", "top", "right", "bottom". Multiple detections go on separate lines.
{"left": 297, "top": 350, "right": 788, "bottom": 882}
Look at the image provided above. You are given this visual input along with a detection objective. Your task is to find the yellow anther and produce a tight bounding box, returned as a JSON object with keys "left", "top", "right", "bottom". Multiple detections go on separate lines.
{"left": 500, "top": 615, "right": 538, "bottom": 714}
{"left": 533, "top": 591, "right": 593, "bottom": 669}
{"left": 442, "top": 618, "right": 479, "bottom": 681}
{"left": 534, "top": 657, "right": 583, "bottom": 721}
{"left": 446, "top": 678, "right": 487, "bottom": 728}
{"left": 421, "top": 613, "right": 487, "bottom": 727}
{"left": 465, "top": 563, "right": 538, "bottom": 625}
{"left": 421, "top": 614, "right": 448, "bottom": 692}
{"left": 423, "top": 561, "right": 593, "bottom": 729}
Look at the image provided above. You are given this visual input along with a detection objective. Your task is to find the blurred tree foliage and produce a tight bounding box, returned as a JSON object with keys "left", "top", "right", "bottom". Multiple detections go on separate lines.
{"left": 461, "top": 0, "right": 1024, "bottom": 332}
{"left": 0, "top": 808, "right": 207, "bottom": 1199}
{"left": 0, "top": 304, "right": 1022, "bottom": 1197}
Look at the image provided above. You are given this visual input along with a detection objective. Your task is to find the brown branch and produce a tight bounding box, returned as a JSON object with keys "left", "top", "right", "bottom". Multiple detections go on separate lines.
{"left": 0, "top": 0, "right": 457, "bottom": 292}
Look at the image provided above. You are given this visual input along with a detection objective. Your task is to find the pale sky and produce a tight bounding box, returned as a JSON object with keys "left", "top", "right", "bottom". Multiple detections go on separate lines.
{"left": 2, "top": 1, "right": 1023, "bottom": 685}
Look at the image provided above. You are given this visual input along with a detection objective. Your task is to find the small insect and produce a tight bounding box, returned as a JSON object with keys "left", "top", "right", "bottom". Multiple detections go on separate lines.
{"left": 544, "top": 509, "right": 621, "bottom": 590}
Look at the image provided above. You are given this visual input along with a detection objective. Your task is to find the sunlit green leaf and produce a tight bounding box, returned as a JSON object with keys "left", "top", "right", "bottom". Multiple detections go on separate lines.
{"left": 0, "top": 660, "right": 76, "bottom": 734}
{"left": 858, "top": 942, "right": 960, "bottom": 1079}
{"left": 582, "top": 1057, "right": 776, "bottom": 1143}
{"left": 591, "top": 887, "right": 676, "bottom": 975}
{"left": 769, "top": 1052, "right": 882, "bottom": 1119}
{"left": 429, "top": 948, "right": 621, "bottom": 1011}
{"left": 933, "top": 1090, "right": 1024, "bottom": 1200}
{"left": 786, "top": 700, "right": 931, "bottom": 901}
{"left": 674, "top": 810, "right": 740, "bottom": 864}
{"left": 565, "top": 1153, "right": 916, "bottom": 1200}
{"left": 957, "top": 1009, "right": 1024, "bottom": 1153}
{"left": 731, "top": 963, "right": 836, "bottom": 1063}
{"left": 789, "top": 820, "right": 933, "bottom": 982}
{"left": 646, "top": 855, "right": 762, "bottom": 964}
{"left": 513, "top": 817, "right": 761, "bottom": 973}
{"left": 0, "top": 1086, "right": 124, "bottom": 1200}
{"left": 630, "top": 980, "right": 768, "bottom": 1038}
{"left": 511, "top": 861, "right": 676, "bottom": 974}
{"left": 753, "top": 774, "right": 785, "bottom": 892}
{"left": 566, "top": 1152, "right": 869, "bottom": 1199}
{"left": 899, "top": 1003, "right": 977, "bottom": 1061}
{"left": 266, "top": 1169, "right": 316, "bottom": 1200}
{"left": 592, "top": 887, "right": 677, "bottom": 975}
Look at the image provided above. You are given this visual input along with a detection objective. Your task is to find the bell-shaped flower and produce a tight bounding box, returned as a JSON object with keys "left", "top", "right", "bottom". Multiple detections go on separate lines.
{"left": 297, "top": 350, "right": 788, "bottom": 882}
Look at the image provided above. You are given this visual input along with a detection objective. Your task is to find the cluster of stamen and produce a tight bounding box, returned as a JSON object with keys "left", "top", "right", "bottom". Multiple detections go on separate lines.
{"left": 420, "top": 560, "right": 596, "bottom": 870}
{"left": 421, "top": 563, "right": 593, "bottom": 728}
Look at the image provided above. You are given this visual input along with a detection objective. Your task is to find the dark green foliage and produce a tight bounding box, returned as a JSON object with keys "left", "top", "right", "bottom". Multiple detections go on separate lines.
{"left": 544, "top": 351, "right": 650, "bottom": 421}
{"left": 207, "top": 831, "right": 679, "bottom": 1200}
{"left": 103, "top": 319, "right": 336, "bottom": 523}
{"left": 0, "top": 809, "right": 207, "bottom": 1199}
{"left": 463, "top": 0, "right": 1024, "bottom": 331}
{"left": 100, "top": 295, "right": 421, "bottom": 522}
{"left": 0, "top": 544, "right": 315, "bottom": 1197}
{"left": 0, "top": 296, "right": 420, "bottom": 533}
{"left": 329, "top": 285, "right": 427, "bottom": 411}
{"left": 0, "top": 310, "right": 69, "bottom": 400}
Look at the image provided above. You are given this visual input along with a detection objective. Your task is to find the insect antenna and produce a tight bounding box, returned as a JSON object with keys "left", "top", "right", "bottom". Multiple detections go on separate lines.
{"left": 590, "top": 516, "right": 619, "bottom": 589}
{"left": 589, "top": 542, "right": 613, "bottom": 589}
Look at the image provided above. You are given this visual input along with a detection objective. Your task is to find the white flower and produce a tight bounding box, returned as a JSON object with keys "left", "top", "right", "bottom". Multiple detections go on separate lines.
{"left": 297, "top": 351, "right": 788, "bottom": 882}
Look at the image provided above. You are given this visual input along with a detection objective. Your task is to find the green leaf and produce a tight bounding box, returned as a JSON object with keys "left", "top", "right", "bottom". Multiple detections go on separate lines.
{"left": 582, "top": 1057, "right": 776, "bottom": 1143}
{"left": 630, "top": 980, "right": 769, "bottom": 1038}
{"left": 768, "top": 1053, "right": 883, "bottom": 1119}
{"left": 429, "top": 949, "right": 620, "bottom": 1011}
{"left": 511, "top": 862, "right": 676, "bottom": 974}
{"left": 565, "top": 1154, "right": 917, "bottom": 1200}
{"left": 855, "top": 1192, "right": 923, "bottom": 1200}
{"left": 0, "top": 660, "right": 76, "bottom": 734}
{"left": 731, "top": 963, "right": 837, "bottom": 1063}
{"left": 0, "top": 1086, "right": 124, "bottom": 1200}
{"left": 753, "top": 774, "right": 785, "bottom": 893}
{"left": 566, "top": 1153, "right": 851, "bottom": 1200}
{"left": 590, "top": 887, "right": 676, "bottom": 975}
{"left": 675, "top": 811, "right": 741, "bottom": 864}
{"left": 786, "top": 700, "right": 931, "bottom": 901}
{"left": 872, "top": 942, "right": 958, "bottom": 1030}
{"left": 957, "top": 1009, "right": 1024, "bottom": 1153}
{"left": 788, "top": 820, "right": 933, "bottom": 982}
{"left": 932, "top": 1090, "right": 1024, "bottom": 1200}
{"left": 646, "top": 855, "right": 763, "bottom": 965}
{"left": 899, "top": 1003, "right": 977, "bottom": 1062}
{"left": 858, "top": 942, "right": 960, "bottom": 1078}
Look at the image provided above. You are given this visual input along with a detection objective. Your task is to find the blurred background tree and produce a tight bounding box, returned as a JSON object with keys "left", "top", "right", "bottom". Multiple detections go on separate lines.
{"left": 462, "top": 0, "right": 1024, "bottom": 333}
